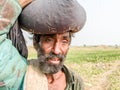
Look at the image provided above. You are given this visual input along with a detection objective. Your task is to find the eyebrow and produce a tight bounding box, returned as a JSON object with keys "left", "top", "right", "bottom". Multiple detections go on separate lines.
{"left": 42, "top": 34, "right": 55, "bottom": 38}
{"left": 63, "top": 35, "right": 69, "bottom": 39}
{"left": 62, "top": 33, "right": 71, "bottom": 41}
{"left": 42, "top": 33, "right": 70, "bottom": 40}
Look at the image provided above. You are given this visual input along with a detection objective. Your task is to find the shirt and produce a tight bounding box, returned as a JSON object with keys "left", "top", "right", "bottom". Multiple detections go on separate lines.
{"left": 63, "top": 65, "right": 84, "bottom": 90}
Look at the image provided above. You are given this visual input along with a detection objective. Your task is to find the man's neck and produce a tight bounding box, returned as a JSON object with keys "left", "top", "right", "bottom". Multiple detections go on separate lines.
{"left": 46, "top": 70, "right": 64, "bottom": 83}
{"left": 45, "top": 70, "right": 66, "bottom": 90}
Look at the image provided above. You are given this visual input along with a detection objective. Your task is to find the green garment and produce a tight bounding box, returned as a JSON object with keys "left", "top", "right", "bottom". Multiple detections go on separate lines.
{"left": 63, "top": 65, "right": 84, "bottom": 90}
{"left": 0, "top": 0, "right": 21, "bottom": 35}
{"left": 0, "top": 0, "right": 27, "bottom": 90}
{"left": 0, "top": 39, "right": 27, "bottom": 90}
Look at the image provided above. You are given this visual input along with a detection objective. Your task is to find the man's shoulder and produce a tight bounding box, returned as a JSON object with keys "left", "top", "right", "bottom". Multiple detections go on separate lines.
{"left": 63, "top": 65, "right": 82, "bottom": 79}
{"left": 24, "top": 59, "right": 48, "bottom": 90}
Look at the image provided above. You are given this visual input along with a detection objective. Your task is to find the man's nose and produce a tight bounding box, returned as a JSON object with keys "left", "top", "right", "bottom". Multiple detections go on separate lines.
{"left": 52, "top": 43, "right": 61, "bottom": 55}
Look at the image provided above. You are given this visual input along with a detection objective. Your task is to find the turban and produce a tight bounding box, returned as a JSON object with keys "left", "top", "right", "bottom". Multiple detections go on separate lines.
{"left": 19, "top": 0, "right": 86, "bottom": 34}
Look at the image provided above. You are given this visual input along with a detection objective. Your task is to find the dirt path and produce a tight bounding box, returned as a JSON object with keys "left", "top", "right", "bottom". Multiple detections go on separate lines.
{"left": 85, "top": 60, "right": 120, "bottom": 90}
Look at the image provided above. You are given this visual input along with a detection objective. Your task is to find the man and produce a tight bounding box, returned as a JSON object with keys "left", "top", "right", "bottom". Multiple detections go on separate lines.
{"left": 19, "top": 0, "right": 86, "bottom": 90}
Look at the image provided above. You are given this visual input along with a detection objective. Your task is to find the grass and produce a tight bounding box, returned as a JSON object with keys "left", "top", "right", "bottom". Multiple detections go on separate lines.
{"left": 28, "top": 46, "right": 37, "bottom": 59}
{"left": 27, "top": 46, "right": 120, "bottom": 90}
{"left": 108, "top": 67, "right": 120, "bottom": 90}
{"left": 66, "top": 46, "right": 120, "bottom": 63}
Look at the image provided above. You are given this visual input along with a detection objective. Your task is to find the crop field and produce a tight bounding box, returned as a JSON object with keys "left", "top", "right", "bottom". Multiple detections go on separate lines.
{"left": 28, "top": 46, "right": 120, "bottom": 90}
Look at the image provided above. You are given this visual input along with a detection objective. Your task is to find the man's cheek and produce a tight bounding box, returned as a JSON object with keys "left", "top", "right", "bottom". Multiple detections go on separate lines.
{"left": 63, "top": 48, "right": 69, "bottom": 55}
{"left": 45, "top": 47, "right": 53, "bottom": 54}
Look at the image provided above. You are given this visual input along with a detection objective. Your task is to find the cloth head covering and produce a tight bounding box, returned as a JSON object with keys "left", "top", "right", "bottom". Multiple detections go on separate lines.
{"left": 19, "top": 0, "right": 86, "bottom": 34}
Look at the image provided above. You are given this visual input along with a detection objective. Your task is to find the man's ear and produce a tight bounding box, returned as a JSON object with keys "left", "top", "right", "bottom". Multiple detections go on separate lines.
{"left": 33, "top": 34, "right": 40, "bottom": 51}
{"left": 7, "top": 20, "right": 28, "bottom": 58}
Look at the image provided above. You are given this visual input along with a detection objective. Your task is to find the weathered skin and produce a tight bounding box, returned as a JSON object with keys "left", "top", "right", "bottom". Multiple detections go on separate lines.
{"left": 18, "top": 0, "right": 32, "bottom": 8}
{"left": 19, "top": 0, "right": 86, "bottom": 34}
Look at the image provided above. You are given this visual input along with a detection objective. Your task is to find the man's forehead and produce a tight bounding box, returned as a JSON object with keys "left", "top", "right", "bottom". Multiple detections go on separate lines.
{"left": 42, "top": 32, "right": 70, "bottom": 38}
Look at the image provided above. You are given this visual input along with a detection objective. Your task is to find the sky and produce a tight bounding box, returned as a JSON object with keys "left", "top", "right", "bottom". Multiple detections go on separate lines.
{"left": 23, "top": 0, "right": 120, "bottom": 46}
{"left": 71, "top": 0, "right": 120, "bottom": 46}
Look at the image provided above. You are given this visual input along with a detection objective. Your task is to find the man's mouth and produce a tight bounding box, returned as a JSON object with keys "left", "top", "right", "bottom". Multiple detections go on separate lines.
{"left": 48, "top": 58, "right": 60, "bottom": 64}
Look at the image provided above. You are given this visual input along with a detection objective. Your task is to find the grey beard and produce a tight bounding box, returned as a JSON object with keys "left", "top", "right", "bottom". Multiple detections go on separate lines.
{"left": 38, "top": 52, "right": 66, "bottom": 74}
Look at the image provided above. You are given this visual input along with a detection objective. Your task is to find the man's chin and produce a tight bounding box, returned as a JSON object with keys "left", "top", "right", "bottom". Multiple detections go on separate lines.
{"left": 39, "top": 62, "right": 63, "bottom": 74}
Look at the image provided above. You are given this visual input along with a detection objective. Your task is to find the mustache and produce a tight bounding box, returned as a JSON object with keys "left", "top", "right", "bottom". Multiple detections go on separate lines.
{"left": 38, "top": 52, "right": 65, "bottom": 61}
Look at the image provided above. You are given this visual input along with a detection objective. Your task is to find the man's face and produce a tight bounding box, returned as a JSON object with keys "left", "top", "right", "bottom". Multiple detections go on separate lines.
{"left": 37, "top": 32, "right": 71, "bottom": 74}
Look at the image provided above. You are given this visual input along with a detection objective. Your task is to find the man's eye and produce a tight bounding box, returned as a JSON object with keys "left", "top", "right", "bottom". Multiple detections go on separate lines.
{"left": 62, "top": 40, "right": 69, "bottom": 45}
{"left": 45, "top": 38, "right": 53, "bottom": 42}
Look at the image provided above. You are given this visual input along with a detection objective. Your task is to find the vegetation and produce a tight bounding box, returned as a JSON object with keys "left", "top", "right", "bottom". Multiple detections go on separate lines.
{"left": 28, "top": 46, "right": 120, "bottom": 90}
{"left": 66, "top": 46, "right": 120, "bottom": 63}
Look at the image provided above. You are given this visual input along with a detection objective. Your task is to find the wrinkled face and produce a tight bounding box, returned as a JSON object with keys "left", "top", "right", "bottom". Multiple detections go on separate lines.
{"left": 35, "top": 32, "right": 71, "bottom": 74}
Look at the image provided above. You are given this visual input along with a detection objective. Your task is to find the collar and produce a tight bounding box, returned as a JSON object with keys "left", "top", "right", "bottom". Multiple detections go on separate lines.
{"left": 62, "top": 65, "right": 74, "bottom": 85}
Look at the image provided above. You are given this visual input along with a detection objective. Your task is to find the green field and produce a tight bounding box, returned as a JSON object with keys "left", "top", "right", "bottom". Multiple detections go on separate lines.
{"left": 28, "top": 46, "right": 120, "bottom": 90}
